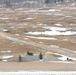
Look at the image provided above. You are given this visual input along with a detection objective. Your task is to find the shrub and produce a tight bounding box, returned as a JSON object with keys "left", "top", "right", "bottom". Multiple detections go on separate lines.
{"left": 27, "top": 51, "right": 33, "bottom": 56}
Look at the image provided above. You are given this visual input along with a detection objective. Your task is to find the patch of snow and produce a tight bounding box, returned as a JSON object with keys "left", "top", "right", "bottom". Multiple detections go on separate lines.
{"left": 3, "top": 60, "right": 7, "bottom": 62}
{"left": 62, "top": 39, "right": 68, "bottom": 41}
{"left": 26, "top": 10, "right": 37, "bottom": 12}
{"left": 39, "top": 42, "right": 43, "bottom": 44}
{"left": 25, "top": 18, "right": 34, "bottom": 20}
{"left": 50, "top": 45, "right": 59, "bottom": 48}
{"left": 35, "top": 13, "right": 39, "bottom": 14}
{"left": 65, "top": 16, "right": 73, "bottom": 18}
{"left": 70, "top": 24, "right": 73, "bottom": 26}
{"left": 46, "top": 52, "right": 76, "bottom": 61}
{"left": 53, "top": 14, "right": 64, "bottom": 16}
{"left": 1, "top": 50, "right": 11, "bottom": 53}
{"left": 54, "top": 24, "right": 63, "bottom": 26}
{"left": 2, "top": 55, "right": 13, "bottom": 59}
{"left": 71, "top": 3, "right": 75, "bottom": 5}
{"left": 0, "top": 71, "right": 76, "bottom": 75}
{"left": 74, "top": 51, "right": 76, "bottom": 53}
{"left": 44, "top": 27, "right": 67, "bottom": 31}
{"left": 58, "top": 56, "right": 68, "bottom": 61}
{"left": 15, "top": 34, "right": 19, "bottom": 36}
{"left": 32, "top": 26, "right": 38, "bottom": 28}
{"left": 0, "top": 18, "right": 9, "bottom": 20}
{"left": 10, "top": 26, "right": 15, "bottom": 28}
{"left": 48, "top": 9, "right": 56, "bottom": 12}
{"left": 46, "top": 52, "right": 52, "bottom": 54}
{"left": 48, "top": 61, "right": 75, "bottom": 63}
{"left": 2, "top": 29, "right": 9, "bottom": 32}
{"left": 15, "top": 8, "right": 23, "bottom": 10}
{"left": 60, "top": 47, "right": 74, "bottom": 53}
{"left": 46, "top": 13, "right": 52, "bottom": 15}
{"left": 23, "top": 38, "right": 29, "bottom": 40}
{"left": 48, "top": 9, "right": 61, "bottom": 12}
{"left": 37, "top": 23, "right": 43, "bottom": 26}
{"left": 55, "top": 53, "right": 76, "bottom": 61}
{"left": 26, "top": 27, "right": 76, "bottom": 35}
{"left": 27, "top": 32, "right": 42, "bottom": 35}
{"left": 26, "top": 36, "right": 57, "bottom": 40}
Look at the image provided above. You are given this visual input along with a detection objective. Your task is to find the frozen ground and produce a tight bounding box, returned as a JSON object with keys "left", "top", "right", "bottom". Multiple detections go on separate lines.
{"left": 0, "top": 3, "right": 76, "bottom": 71}
{"left": 0, "top": 71, "right": 76, "bottom": 75}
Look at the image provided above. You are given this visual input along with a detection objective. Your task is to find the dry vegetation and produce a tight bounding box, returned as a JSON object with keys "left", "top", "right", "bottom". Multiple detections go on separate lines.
{"left": 0, "top": 3, "right": 76, "bottom": 71}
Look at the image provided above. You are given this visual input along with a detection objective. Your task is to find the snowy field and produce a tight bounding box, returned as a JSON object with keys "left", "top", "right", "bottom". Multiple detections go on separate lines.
{"left": 0, "top": 72, "right": 76, "bottom": 75}
{"left": 0, "top": 2, "right": 76, "bottom": 71}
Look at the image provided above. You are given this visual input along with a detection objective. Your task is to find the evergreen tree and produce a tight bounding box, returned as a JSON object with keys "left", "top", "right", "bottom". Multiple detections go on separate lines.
{"left": 27, "top": 51, "right": 33, "bottom": 56}
{"left": 39, "top": 53, "right": 43, "bottom": 59}
{"left": 45, "top": 0, "right": 50, "bottom": 4}
{"left": 19, "top": 55, "right": 22, "bottom": 62}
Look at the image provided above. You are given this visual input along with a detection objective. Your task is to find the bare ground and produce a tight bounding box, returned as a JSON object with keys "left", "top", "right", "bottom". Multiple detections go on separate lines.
{"left": 0, "top": 4, "right": 76, "bottom": 71}
{"left": 0, "top": 62, "right": 76, "bottom": 71}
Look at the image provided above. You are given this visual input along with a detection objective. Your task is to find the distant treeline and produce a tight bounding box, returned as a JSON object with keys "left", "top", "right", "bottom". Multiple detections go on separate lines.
{"left": 1, "top": 0, "right": 76, "bottom": 8}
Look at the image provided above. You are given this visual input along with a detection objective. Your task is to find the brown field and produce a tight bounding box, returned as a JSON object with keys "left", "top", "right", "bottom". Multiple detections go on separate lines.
{"left": 0, "top": 3, "right": 76, "bottom": 71}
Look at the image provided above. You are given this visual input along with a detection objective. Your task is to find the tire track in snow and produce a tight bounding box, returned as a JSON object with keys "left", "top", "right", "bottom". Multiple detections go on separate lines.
{"left": 0, "top": 32, "right": 28, "bottom": 44}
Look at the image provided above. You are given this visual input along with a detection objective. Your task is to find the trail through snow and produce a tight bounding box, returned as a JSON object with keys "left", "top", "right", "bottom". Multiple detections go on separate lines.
{"left": 0, "top": 33, "right": 28, "bottom": 44}
{"left": 0, "top": 32, "right": 76, "bottom": 62}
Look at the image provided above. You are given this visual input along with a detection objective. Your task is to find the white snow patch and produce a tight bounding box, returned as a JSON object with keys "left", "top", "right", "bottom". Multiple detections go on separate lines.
{"left": 53, "top": 14, "right": 64, "bottom": 16}
{"left": 70, "top": 24, "right": 73, "bottom": 26}
{"left": 46, "top": 13, "right": 52, "bottom": 15}
{"left": 2, "top": 55, "right": 13, "bottom": 59}
{"left": 1, "top": 50, "right": 11, "bottom": 53}
{"left": 3, "top": 60, "right": 7, "bottom": 62}
{"left": 26, "top": 26, "right": 76, "bottom": 35}
{"left": 39, "top": 42, "right": 43, "bottom": 44}
{"left": 26, "top": 36, "right": 57, "bottom": 40}
{"left": 65, "top": 16, "right": 73, "bottom": 18}
{"left": 0, "top": 71, "right": 75, "bottom": 75}
{"left": 15, "top": 34, "right": 20, "bottom": 36}
{"left": 37, "top": 23, "right": 43, "bottom": 26}
{"left": 25, "top": 18, "right": 34, "bottom": 20}
{"left": 0, "top": 18, "right": 9, "bottom": 20}
{"left": 44, "top": 27, "right": 67, "bottom": 31}
{"left": 15, "top": 8, "right": 23, "bottom": 10}
{"left": 58, "top": 56, "right": 68, "bottom": 61}
{"left": 23, "top": 38, "right": 29, "bottom": 40}
{"left": 74, "top": 51, "right": 76, "bottom": 53}
{"left": 3, "top": 29, "right": 9, "bottom": 32}
{"left": 55, "top": 53, "right": 76, "bottom": 61}
{"left": 54, "top": 24, "right": 63, "bottom": 26}
{"left": 48, "top": 9, "right": 61, "bottom": 12}
{"left": 32, "top": 26, "right": 37, "bottom": 28}
{"left": 71, "top": 3, "right": 75, "bottom": 5}
{"left": 50, "top": 45, "right": 59, "bottom": 48}
{"left": 48, "top": 9, "right": 56, "bottom": 12}
{"left": 62, "top": 39, "right": 68, "bottom": 41}
{"left": 48, "top": 61, "right": 75, "bottom": 63}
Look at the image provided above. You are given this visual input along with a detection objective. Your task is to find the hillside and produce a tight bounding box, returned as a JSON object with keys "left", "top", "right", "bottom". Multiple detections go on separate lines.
{"left": 0, "top": 0, "right": 76, "bottom": 72}
{"left": 0, "top": 0, "right": 76, "bottom": 8}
